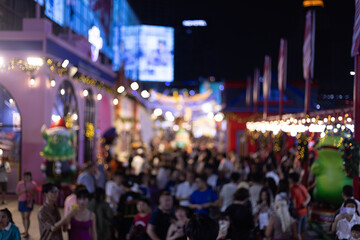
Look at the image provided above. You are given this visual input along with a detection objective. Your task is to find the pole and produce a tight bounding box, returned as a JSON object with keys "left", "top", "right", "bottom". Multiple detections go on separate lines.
{"left": 263, "top": 57, "right": 271, "bottom": 120}
{"left": 353, "top": 55, "right": 360, "bottom": 199}
{"left": 279, "top": 88, "right": 284, "bottom": 117}
{"left": 264, "top": 97, "right": 268, "bottom": 119}
{"left": 253, "top": 68, "right": 259, "bottom": 114}
{"left": 304, "top": 9, "right": 315, "bottom": 115}
{"left": 304, "top": 78, "right": 311, "bottom": 114}
{"left": 279, "top": 38, "right": 287, "bottom": 118}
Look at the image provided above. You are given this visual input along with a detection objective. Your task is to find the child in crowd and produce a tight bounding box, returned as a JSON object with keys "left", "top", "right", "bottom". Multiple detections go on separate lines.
{"left": 166, "top": 206, "right": 189, "bottom": 240}
{"left": 129, "top": 198, "right": 152, "bottom": 240}
{"left": 351, "top": 224, "right": 360, "bottom": 240}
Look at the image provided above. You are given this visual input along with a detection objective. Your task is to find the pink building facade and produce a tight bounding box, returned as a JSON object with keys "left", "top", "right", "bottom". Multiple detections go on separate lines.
{"left": 0, "top": 18, "right": 115, "bottom": 192}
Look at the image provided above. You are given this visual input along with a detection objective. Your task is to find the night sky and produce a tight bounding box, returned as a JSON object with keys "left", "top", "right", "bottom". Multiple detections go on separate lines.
{"left": 127, "top": 0, "right": 355, "bottom": 94}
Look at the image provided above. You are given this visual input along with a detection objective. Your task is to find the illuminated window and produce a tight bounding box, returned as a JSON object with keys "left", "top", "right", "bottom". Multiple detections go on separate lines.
{"left": 0, "top": 84, "right": 21, "bottom": 192}
{"left": 84, "top": 89, "right": 95, "bottom": 162}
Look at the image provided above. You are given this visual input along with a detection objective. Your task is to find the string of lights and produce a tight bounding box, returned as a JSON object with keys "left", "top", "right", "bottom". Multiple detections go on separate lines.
{"left": 246, "top": 113, "right": 354, "bottom": 137}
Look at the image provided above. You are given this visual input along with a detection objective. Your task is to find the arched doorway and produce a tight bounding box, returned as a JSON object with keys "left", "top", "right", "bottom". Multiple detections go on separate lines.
{"left": 0, "top": 84, "right": 21, "bottom": 193}
{"left": 84, "top": 89, "right": 95, "bottom": 162}
{"left": 52, "top": 80, "right": 79, "bottom": 162}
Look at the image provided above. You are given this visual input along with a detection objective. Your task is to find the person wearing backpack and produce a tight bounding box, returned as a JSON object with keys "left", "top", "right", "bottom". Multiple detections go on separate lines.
{"left": 289, "top": 172, "right": 311, "bottom": 240}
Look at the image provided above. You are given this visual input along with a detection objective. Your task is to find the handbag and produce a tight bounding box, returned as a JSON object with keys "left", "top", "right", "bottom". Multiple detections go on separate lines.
{"left": 289, "top": 185, "right": 307, "bottom": 218}
{"left": 26, "top": 199, "right": 34, "bottom": 209}
{"left": 24, "top": 182, "right": 34, "bottom": 209}
{"left": 288, "top": 201, "right": 298, "bottom": 218}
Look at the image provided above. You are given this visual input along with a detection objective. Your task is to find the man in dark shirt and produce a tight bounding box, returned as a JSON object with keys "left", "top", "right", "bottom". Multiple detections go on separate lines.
{"left": 225, "top": 188, "right": 254, "bottom": 240}
{"left": 117, "top": 178, "right": 141, "bottom": 240}
{"left": 147, "top": 191, "right": 173, "bottom": 240}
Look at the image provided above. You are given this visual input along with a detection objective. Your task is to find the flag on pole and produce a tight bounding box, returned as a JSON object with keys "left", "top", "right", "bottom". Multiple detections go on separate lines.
{"left": 351, "top": 0, "right": 360, "bottom": 57}
{"left": 253, "top": 68, "right": 260, "bottom": 104}
{"left": 263, "top": 56, "right": 272, "bottom": 100}
{"left": 278, "top": 38, "right": 288, "bottom": 91}
{"left": 303, "top": 9, "right": 315, "bottom": 80}
{"left": 246, "top": 76, "right": 252, "bottom": 107}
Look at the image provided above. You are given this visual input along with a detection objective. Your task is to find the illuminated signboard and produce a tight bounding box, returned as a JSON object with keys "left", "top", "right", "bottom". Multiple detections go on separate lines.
{"left": 34, "top": 0, "right": 44, "bottom": 6}
{"left": 182, "top": 20, "right": 207, "bottom": 27}
{"left": 88, "top": 26, "right": 103, "bottom": 62}
{"left": 138, "top": 25, "right": 174, "bottom": 82}
{"left": 45, "top": 0, "right": 65, "bottom": 26}
{"left": 303, "top": 0, "right": 324, "bottom": 7}
{"left": 120, "top": 25, "right": 140, "bottom": 80}
{"left": 120, "top": 25, "right": 174, "bottom": 82}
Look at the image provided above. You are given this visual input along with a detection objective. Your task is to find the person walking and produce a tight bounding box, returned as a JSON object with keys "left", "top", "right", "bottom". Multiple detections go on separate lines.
{"left": 129, "top": 198, "right": 152, "bottom": 240}
{"left": 38, "top": 183, "right": 63, "bottom": 240}
{"left": 15, "top": 171, "right": 37, "bottom": 238}
{"left": 0, "top": 208, "right": 21, "bottom": 240}
{"left": 175, "top": 171, "right": 197, "bottom": 208}
{"left": 225, "top": 188, "right": 254, "bottom": 240}
{"left": 87, "top": 187, "right": 113, "bottom": 240}
{"left": 332, "top": 198, "right": 360, "bottom": 240}
{"left": 289, "top": 172, "right": 311, "bottom": 240}
{"left": 265, "top": 199, "right": 297, "bottom": 240}
{"left": 0, "top": 156, "right": 11, "bottom": 204}
{"left": 166, "top": 206, "right": 189, "bottom": 240}
{"left": 219, "top": 172, "right": 241, "bottom": 212}
{"left": 147, "top": 191, "right": 174, "bottom": 240}
{"left": 68, "top": 188, "right": 97, "bottom": 240}
{"left": 189, "top": 174, "right": 219, "bottom": 216}
{"left": 77, "top": 162, "right": 96, "bottom": 197}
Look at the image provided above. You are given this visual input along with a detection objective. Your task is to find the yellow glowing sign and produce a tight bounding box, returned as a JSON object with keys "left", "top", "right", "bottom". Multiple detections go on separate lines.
{"left": 303, "top": 0, "right": 324, "bottom": 7}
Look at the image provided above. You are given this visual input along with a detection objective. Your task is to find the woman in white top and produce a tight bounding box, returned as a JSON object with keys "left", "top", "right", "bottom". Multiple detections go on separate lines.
{"left": 332, "top": 198, "right": 360, "bottom": 240}
{"left": 265, "top": 199, "right": 297, "bottom": 240}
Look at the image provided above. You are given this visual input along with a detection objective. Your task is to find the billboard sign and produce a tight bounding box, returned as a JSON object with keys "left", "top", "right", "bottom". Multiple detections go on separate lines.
{"left": 45, "top": 0, "right": 65, "bottom": 26}
{"left": 138, "top": 25, "right": 174, "bottom": 82}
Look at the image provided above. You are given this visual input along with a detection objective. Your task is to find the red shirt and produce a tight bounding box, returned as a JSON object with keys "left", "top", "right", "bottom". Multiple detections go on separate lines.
{"left": 131, "top": 213, "right": 151, "bottom": 237}
{"left": 290, "top": 184, "right": 308, "bottom": 217}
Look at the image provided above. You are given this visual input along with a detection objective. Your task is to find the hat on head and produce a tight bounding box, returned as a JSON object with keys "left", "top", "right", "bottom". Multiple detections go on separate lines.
{"left": 47, "top": 118, "right": 71, "bottom": 137}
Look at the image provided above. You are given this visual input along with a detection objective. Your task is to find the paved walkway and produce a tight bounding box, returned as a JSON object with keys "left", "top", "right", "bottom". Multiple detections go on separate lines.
{"left": 3, "top": 196, "right": 68, "bottom": 240}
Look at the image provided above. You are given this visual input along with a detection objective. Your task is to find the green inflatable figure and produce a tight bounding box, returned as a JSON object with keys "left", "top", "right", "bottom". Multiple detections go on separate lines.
{"left": 40, "top": 118, "right": 77, "bottom": 183}
{"left": 311, "top": 135, "right": 352, "bottom": 207}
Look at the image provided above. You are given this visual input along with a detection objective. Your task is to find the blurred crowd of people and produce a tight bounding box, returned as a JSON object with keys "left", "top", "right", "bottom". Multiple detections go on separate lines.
{"left": 2, "top": 139, "right": 360, "bottom": 240}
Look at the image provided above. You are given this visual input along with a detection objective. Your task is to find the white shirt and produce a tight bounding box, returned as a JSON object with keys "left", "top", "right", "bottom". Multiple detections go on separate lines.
{"left": 0, "top": 161, "right": 10, "bottom": 182}
{"left": 77, "top": 172, "right": 95, "bottom": 194}
{"left": 275, "top": 192, "right": 289, "bottom": 201}
{"left": 249, "top": 184, "right": 263, "bottom": 214}
{"left": 4, "top": 222, "right": 11, "bottom": 231}
{"left": 176, "top": 181, "right": 197, "bottom": 206}
{"left": 220, "top": 182, "right": 238, "bottom": 212}
{"left": 132, "top": 155, "right": 145, "bottom": 175}
{"left": 265, "top": 171, "right": 280, "bottom": 185}
{"left": 207, "top": 174, "right": 218, "bottom": 189}
{"left": 157, "top": 167, "right": 170, "bottom": 190}
{"left": 105, "top": 180, "right": 124, "bottom": 211}
{"left": 336, "top": 214, "right": 360, "bottom": 239}
{"left": 218, "top": 159, "right": 234, "bottom": 179}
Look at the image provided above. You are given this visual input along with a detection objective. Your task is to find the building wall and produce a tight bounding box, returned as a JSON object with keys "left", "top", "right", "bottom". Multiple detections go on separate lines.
{"left": 0, "top": 56, "right": 114, "bottom": 190}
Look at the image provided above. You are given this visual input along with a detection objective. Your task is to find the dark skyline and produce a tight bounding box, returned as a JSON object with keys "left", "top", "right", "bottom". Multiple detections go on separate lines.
{"left": 127, "top": 0, "right": 355, "bottom": 94}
